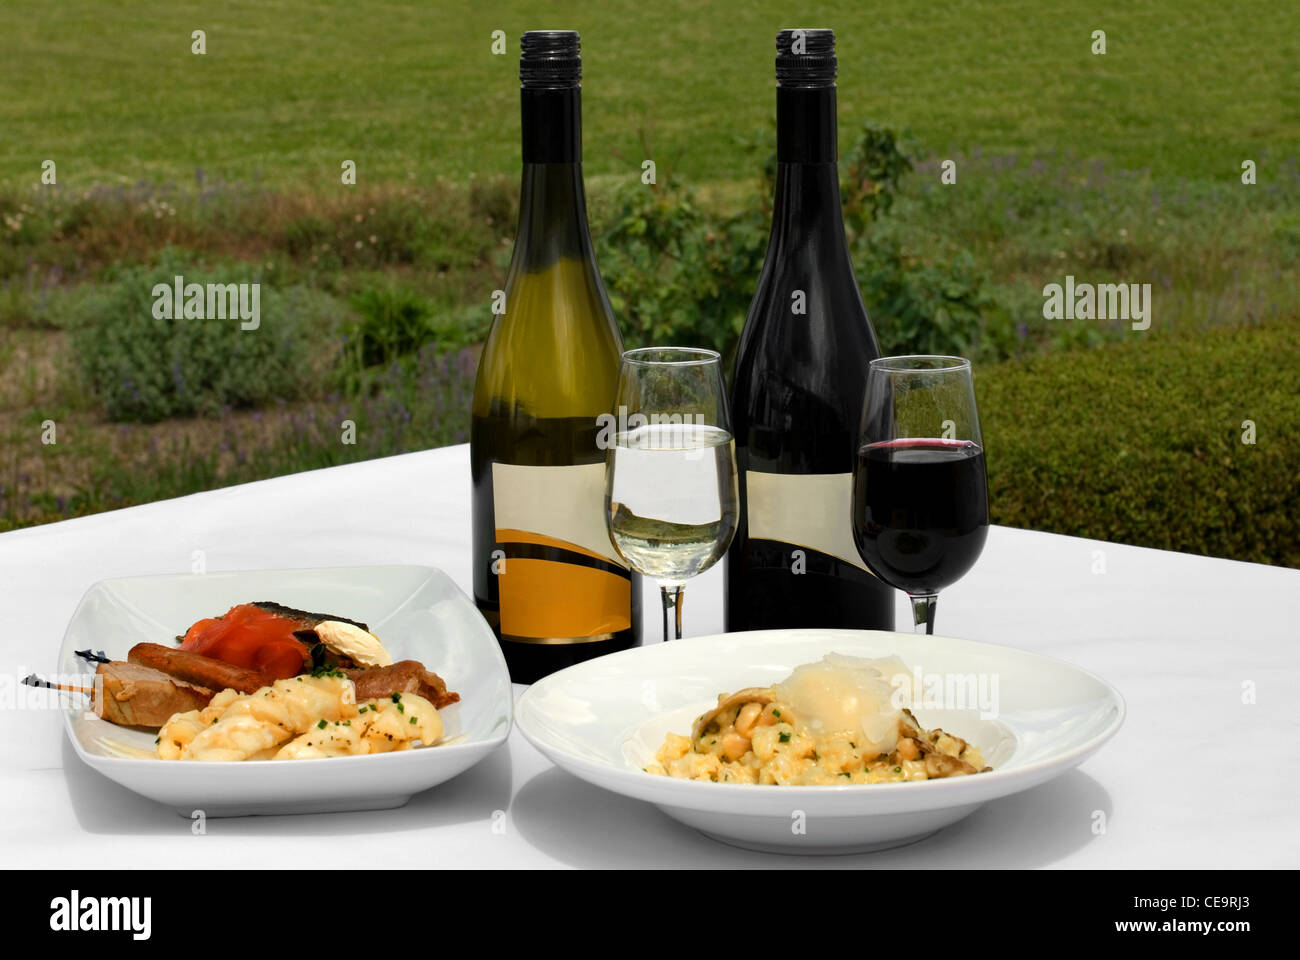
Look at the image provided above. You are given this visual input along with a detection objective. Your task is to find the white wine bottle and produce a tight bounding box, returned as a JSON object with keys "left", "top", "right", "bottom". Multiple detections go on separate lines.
{"left": 471, "top": 30, "right": 641, "bottom": 682}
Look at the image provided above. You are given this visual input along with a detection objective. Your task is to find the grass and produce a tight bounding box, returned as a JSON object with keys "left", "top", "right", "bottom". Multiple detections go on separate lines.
{"left": 7, "top": 146, "right": 1296, "bottom": 359}
{"left": 1, "top": 1, "right": 1298, "bottom": 188}
{"left": 2, "top": 1, "right": 1298, "bottom": 566}
{"left": 0, "top": 341, "right": 477, "bottom": 531}
{"left": 881, "top": 151, "right": 1300, "bottom": 355}
{"left": 10, "top": 316, "right": 1298, "bottom": 571}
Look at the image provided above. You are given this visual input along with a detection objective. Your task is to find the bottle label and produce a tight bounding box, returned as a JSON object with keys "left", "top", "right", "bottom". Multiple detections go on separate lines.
{"left": 745, "top": 470, "right": 873, "bottom": 574}
{"left": 492, "top": 462, "right": 632, "bottom": 642}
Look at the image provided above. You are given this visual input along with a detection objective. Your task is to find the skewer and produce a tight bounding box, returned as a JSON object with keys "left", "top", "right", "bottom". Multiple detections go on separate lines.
{"left": 75, "top": 649, "right": 111, "bottom": 664}
{"left": 21, "top": 674, "right": 93, "bottom": 696}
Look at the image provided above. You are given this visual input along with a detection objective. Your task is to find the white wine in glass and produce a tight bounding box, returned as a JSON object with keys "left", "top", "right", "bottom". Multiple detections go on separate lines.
{"left": 604, "top": 349, "right": 739, "bottom": 641}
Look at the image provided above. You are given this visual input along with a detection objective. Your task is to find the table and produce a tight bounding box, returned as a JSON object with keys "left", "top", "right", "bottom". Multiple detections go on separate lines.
{"left": 2, "top": 444, "right": 1296, "bottom": 868}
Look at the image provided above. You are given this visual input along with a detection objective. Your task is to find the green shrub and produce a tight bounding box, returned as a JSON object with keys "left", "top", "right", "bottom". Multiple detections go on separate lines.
{"left": 427, "top": 298, "right": 493, "bottom": 355}
{"left": 68, "top": 250, "right": 331, "bottom": 422}
{"left": 594, "top": 123, "right": 996, "bottom": 364}
{"left": 595, "top": 179, "right": 766, "bottom": 363}
{"left": 345, "top": 282, "right": 436, "bottom": 370}
{"left": 839, "top": 125, "right": 991, "bottom": 358}
{"left": 854, "top": 235, "right": 992, "bottom": 357}
{"left": 337, "top": 280, "right": 491, "bottom": 397}
{"left": 468, "top": 173, "right": 518, "bottom": 238}
{"left": 980, "top": 320, "right": 1300, "bottom": 566}
{"left": 283, "top": 214, "right": 331, "bottom": 257}
{"left": 840, "top": 122, "right": 915, "bottom": 233}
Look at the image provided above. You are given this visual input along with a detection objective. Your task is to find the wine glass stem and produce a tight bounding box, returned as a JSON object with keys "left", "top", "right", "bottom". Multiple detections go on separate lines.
{"left": 910, "top": 593, "right": 937, "bottom": 635}
{"left": 660, "top": 583, "right": 684, "bottom": 641}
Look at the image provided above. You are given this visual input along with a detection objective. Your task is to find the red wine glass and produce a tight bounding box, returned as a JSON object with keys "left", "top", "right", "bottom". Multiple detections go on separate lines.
{"left": 852, "top": 356, "right": 989, "bottom": 634}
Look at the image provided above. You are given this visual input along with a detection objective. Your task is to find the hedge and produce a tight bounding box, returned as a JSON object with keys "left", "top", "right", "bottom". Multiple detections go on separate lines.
{"left": 978, "top": 320, "right": 1300, "bottom": 567}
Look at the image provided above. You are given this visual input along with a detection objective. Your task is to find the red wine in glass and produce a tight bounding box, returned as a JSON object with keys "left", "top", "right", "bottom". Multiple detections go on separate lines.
{"left": 853, "top": 356, "right": 989, "bottom": 634}
{"left": 852, "top": 438, "right": 989, "bottom": 596}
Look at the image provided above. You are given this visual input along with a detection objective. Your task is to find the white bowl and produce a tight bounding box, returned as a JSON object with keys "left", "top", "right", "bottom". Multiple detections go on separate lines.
{"left": 58, "top": 565, "right": 512, "bottom": 817}
{"left": 517, "top": 628, "right": 1124, "bottom": 855}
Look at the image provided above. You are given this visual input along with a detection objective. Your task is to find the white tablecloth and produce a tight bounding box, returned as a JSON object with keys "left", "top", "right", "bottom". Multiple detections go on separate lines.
{"left": 1, "top": 444, "right": 1296, "bottom": 868}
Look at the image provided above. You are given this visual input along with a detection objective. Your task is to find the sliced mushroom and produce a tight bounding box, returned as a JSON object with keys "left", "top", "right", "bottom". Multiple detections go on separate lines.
{"left": 691, "top": 687, "right": 776, "bottom": 744}
{"left": 899, "top": 708, "right": 923, "bottom": 740}
{"left": 924, "top": 752, "right": 978, "bottom": 778}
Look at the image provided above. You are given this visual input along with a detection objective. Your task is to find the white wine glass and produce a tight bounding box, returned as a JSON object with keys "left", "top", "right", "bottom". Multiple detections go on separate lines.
{"left": 604, "top": 348, "right": 739, "bottom": 641}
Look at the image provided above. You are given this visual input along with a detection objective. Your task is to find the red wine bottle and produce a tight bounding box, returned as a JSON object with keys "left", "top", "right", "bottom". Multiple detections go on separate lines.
{"left": 725, "top": 28, "right": 896, "bottom": 633}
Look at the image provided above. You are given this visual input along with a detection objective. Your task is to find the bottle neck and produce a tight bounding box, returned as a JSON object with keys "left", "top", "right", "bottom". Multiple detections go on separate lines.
{"left": 521, "top": 86, "right": 581, "bottom": 163}
{"left": 776, "top": 85, "right": 837, "bottom": 164}
{"left": 770, "top": 85, "right": 847, "bottom": 250}
{"left": 516, "top": 87, "right": 590, "bottom": 269}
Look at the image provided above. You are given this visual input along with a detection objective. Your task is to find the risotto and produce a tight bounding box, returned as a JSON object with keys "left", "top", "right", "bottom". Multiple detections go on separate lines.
{"left": 646, "top": 654, "right": 990, "bottom": 785}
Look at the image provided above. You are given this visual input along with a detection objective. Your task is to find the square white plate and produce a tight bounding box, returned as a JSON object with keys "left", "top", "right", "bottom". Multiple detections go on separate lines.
{"left": 59, "top": 565, "right": 512, "bottom": 817}
{"left": 517, "top": 628, "right": 1124, "bottom": 854}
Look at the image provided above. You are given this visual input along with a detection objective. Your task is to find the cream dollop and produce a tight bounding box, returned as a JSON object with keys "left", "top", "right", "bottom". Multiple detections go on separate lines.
{"left": 313, "top": 620, "right": 393, "bottom": 668}
{"left": 773, "top": 653, "right": 913, "bottom": 756}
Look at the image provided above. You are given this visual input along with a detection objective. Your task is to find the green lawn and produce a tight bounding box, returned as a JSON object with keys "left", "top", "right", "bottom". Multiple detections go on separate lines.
{"left": 2, "top": 0, "right": 1297, "bottom": 189}
{"left": 3, "top": 1, "right": 1298, "bottom": 565}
